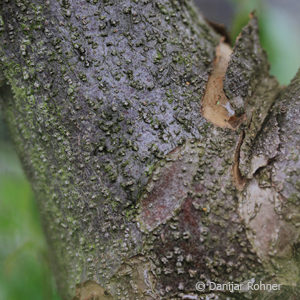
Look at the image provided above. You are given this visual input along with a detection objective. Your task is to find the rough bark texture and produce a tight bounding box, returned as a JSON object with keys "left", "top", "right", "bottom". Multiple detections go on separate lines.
{"left": 0, "top": 1, "right": 299, "bottom": 300}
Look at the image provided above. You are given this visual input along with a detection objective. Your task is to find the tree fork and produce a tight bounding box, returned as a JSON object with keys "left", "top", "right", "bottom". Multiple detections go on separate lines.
{"left": 0, "top": 1, "right": 299, "bottom": 299}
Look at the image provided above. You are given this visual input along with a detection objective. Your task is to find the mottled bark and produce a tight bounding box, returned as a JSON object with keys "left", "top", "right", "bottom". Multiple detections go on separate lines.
{"left": 0, "top": 1, "right": 299, "bottom": 300}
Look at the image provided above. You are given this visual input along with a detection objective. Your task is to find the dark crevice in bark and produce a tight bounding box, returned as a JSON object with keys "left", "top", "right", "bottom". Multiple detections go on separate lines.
{"left": 232, "top": 130, "right": 246, "bottom": 191}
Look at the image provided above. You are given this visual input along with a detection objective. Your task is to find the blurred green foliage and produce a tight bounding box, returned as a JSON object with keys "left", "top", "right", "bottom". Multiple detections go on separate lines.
{"left": 0, "top": 1, "right": 300, "bottom": 299}
{"left": 0, "top": 142, "right": 61, "bottom": 300}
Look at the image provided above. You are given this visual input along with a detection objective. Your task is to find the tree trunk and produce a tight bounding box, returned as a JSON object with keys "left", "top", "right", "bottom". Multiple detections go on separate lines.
{"left": 0, "top": 1, "right": 299, "bottom": 299}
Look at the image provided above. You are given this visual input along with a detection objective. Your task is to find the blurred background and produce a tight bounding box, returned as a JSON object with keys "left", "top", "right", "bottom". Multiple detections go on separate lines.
{"left": 196, "top": 0, "right": 300, "bottom": 85}
{"left": 0, "top": 0, "right": 299, "bottom": 299}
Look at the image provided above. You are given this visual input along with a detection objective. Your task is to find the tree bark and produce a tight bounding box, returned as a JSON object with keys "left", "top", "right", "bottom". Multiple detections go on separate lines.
{"left": 0, "top": 1, "right": 299, "bottom": 299}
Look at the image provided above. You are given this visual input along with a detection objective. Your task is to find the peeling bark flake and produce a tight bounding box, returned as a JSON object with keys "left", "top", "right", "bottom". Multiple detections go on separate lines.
{"left": 201, "top": 39, "right": 245, "bottom": 129}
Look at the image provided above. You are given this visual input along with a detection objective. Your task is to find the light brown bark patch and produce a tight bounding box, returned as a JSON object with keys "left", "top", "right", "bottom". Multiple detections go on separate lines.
{"left": 201, "top": 40, "right": 243, "bottom": 129}
{"left": 73, "top": 280, "right": 113, "bottom": 300}
{"left": 239, "top": 179, "right": 300, "bottom": 285}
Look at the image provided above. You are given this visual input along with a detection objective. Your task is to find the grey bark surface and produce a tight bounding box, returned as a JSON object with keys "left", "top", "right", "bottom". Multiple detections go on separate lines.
{"left": 0, "top": 1, "right": 299, "bottom": 299}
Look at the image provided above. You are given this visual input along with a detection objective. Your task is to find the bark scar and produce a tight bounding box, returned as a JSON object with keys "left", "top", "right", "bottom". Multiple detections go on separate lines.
{"left": 137, "top": 140, "right": 200, "bottom": 232}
